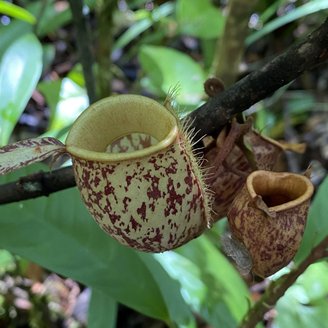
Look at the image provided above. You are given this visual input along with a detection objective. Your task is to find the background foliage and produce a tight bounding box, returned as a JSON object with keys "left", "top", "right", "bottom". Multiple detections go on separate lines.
{"left": 0, "top": 0, "right": 327, "bottom": 327}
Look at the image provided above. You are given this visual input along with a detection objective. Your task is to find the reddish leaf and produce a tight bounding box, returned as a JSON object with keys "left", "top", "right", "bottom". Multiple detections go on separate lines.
{"left": 0, "top": 137, "right": 66, "bottom": 175}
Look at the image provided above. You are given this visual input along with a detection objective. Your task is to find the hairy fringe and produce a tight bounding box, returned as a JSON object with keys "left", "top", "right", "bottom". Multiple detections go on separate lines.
{"left": 163, "top": 87, "right": 214, "bottom": 227}
{"left": 163, "top": 84, "right": 181, "bottom": 116}
{"left": 180, "top": 116, "right": 214, "bottom": 229}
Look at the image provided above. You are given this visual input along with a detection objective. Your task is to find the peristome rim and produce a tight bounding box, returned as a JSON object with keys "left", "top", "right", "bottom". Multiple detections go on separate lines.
{"left": 247, "top": 170, "right": 314, "bottom": 213}
{"left": 65, "top": 95, "right": 179, "bottom": 162}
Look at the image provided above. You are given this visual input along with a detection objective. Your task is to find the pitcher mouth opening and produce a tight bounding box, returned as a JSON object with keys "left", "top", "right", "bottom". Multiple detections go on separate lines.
{"left": 65, "top": 95, "right": 178, "bottom": 162}
{"left": 247, "top": 170, "right": 314, "bottom": 212}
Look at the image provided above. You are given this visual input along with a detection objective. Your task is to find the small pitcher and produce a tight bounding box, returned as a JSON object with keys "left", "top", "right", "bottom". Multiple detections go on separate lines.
{"left": 227, "top": 170, "right": 314, "bottom": 277}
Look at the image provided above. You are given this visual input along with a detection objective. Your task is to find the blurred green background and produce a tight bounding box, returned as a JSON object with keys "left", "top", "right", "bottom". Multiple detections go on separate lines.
{"left": 0, "top": 0, "right": 327, "bottom": 327}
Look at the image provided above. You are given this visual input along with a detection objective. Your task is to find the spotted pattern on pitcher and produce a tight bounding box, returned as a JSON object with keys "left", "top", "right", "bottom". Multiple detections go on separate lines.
{"left": 205, "top": 145, "right": 250, "bottom": 219}
{"left": 73, "top": 135, "right": 208, "bottom": 252}
{"left": 227, "top": 184, "right": 311, "bottom": 277}
{"left": 107, "top": 133, "right": 158, "bottom": 153}
{"left": 205, "top": 130, "right": 283, "bottom": 220}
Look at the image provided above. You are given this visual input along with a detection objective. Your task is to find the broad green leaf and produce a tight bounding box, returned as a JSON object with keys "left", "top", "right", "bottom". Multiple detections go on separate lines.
{"left": 0, "top": 1, "right": 36, "bottom": 24}
{"left": 0, "top": 165, "right": 170, "bottom": 322}
{"left": 163, "top": 236, "right": 250, "bottom": 328}
{"left": 88, "top": 289, "right": 117, "bottom": 328}
{"left": 139, "top": 45, "right": 205, "bottom": 106}
{"left": 176, "top": 0, "right": 224, "bottom": 39}
{"left": 297, "top": 262, "right": 328, "bottom": 302}
{"left": 0, "top": 33, "right": 42, "bottom": 146}
{"left": 295, "top": 176, "right": 328, "bottom": 263}
{"left": 52, "top": 78, "right": 88, "bottom": 134}
{"left": 274, "top": 262, "right": 328, "bottom": 328}
{"left": 199, "top": 38, "right": 217, "bottom": 71}
{"left": 138, "top": 253, "right": 195, "bottom": 327}
{"left": 38, "top": 80, "right": 62, "bottom": 130}
{"left": 0, "top": 19, "right": 32, "bottom": 59}
{"left": 154, "top": 252, "right": 208, "bottom": 320}
{"left": 38, "top": 77, "right": 88, "bottom": 135}
{"left": 113, "top": 2, "right": 174, "bottom": 50}
{"left": 247, "top": 0, "right": 328, "bottom": 45}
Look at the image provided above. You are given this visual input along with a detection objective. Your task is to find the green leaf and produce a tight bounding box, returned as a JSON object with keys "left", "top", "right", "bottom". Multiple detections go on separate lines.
{"left": 34, "top": 1, "right": 71, "bottom": 37}
{"left": 138, "top": 253, "right": 195, "bottom": 327}
{"left": 176, "top": 0, "right": 224, "bottom": 39}
{"left": 297, "top": 262, "right": 328, "bottom": 302}
{"left": 154, "top": 252, "right": 208, "bottom": 319}
{"left": 0, "top": 1, "right": 36, "bottom": 24}
{"left": 259, "top": 0, "right": 286, "bottom": 25}
{"left": 0, "top": 1, "right": 71, "bottom": 57}
{"left": 295, "top": 176, "right": 328, "bottom": 263}
{"left": 164, "top": 236, "right": 250, "bottom": 328}
{"left": 42, "top": 44, "right": 56, "bottom": 73}
{"left": 247, "top": 0, "right": 328, "bottom": 45}
{"left": 0, "top": 20, "right": 32, "bottom": 60}
{"left": 0, "top": 165, "right": 170, "bottom": 322}
{"left": 38, "top": 80, "right": 62, "bottom": 130}
{"left": 88, "top": 289, "right": 117, "bottom": 328}
{"left": 67, "top": 64, "right": 85, "bottom": 87}
{"left": 275, "top": 262, "right": 328, "bottom": 328}
{"left": 38, "top": 77, "right": 88, "bottom": 136}
{"left": 139, "top": 45, "right": 205, "bottom": 106}
{"left": 84, "top": 0, "right": 97, "bottom": 9}
{"left": 285, "top": 91, "right": 316, "bottom": 115}
{"left": 113, "top": 2, "right": 174, "bottom": 50}
{"left": 0, "top": 33, "right": 42, "bottom": 146}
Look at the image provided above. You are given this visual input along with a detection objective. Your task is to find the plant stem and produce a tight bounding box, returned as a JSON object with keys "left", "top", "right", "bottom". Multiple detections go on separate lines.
{"left": 0, "top": 167, "right": 75, "bottom": 204}
{"left": 95, "top": 0, "right": 116, "bottom": 98}
{"left": 212, "top": 0, "right": 258, "bottom": 86}
{"left": 240, "top": 236, "right": 328, "bottom": 328}
{"left": 68, "top": 0, "right": 97, "bottom": 103}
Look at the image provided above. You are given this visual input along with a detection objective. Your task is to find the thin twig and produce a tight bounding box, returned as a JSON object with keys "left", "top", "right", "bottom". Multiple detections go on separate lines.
{"left": 240, "top": 236, "right": 328, "bottom": 328}
{"left": 0, "top": 167, "right": 75, "bottom": 205}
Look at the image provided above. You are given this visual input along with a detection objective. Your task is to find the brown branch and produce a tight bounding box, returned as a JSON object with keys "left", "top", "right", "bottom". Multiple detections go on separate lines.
{"left": 189, "top": 17, "right": 328, "bottom": 137}
{"left": 0, "top": 18, "right": 327, "bottom": 204}
{"left": 0, "top": 167, "right": 75, "bottom": 205}
{"left": 240, "top": 236, "right": 328, "bottom": 328}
